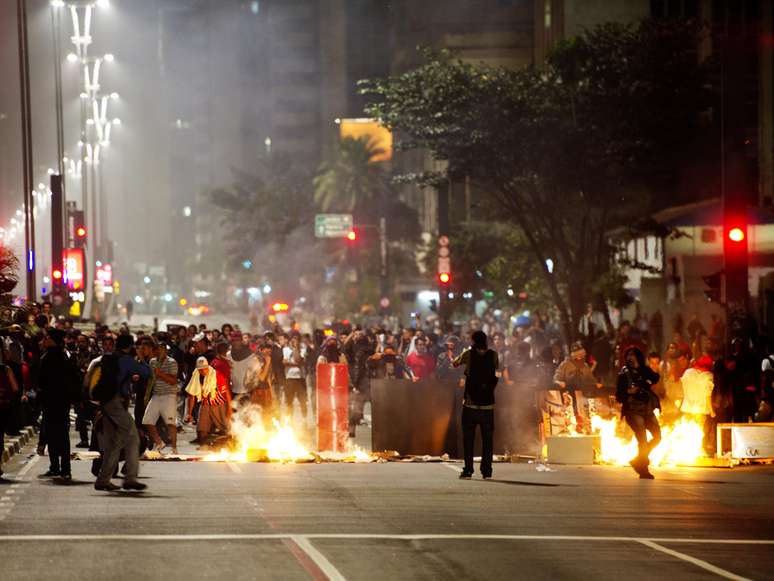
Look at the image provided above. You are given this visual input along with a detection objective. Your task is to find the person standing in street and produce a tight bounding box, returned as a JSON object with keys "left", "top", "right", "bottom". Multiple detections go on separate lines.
{"left": 453, "top": 330, "right": 499, "bottom": 480}
{"left": 283, "top": 334, "right": 308, "bottom": 420}
{"left": 616, "top": 347, "right": 661, "bottom": 479}
{"left": 94, "top": 334, "right": 151, "bottom": 491}
{"left": 35, "top": 329, "right": 79, "bottom": 481}
{"left": 185, "top": 356, "right": 230, "bottom": 445}
{"left": 142, "top": 342, "right": 179, "bottom": 454}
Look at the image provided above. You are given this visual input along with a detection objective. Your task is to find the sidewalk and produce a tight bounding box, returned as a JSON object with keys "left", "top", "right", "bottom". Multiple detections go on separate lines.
{"left": 1, "top": 425, "right": 37, "bottom": 466}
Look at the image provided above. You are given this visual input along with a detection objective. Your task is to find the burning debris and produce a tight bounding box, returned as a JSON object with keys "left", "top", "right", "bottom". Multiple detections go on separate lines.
{"left": 591, "top": 412, "right": 706, "bottom": 467}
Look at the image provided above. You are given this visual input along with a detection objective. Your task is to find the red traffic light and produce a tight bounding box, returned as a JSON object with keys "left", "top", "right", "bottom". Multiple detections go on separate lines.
{"left": 728, "top": 227, "right": 745, "bottom": 243}
{"left": 76, "top": 226, "right": 87, "bottom": 238}
{"left": 346, "top": 230, "right": 357, "bottom": 242}
{"left": 52, "top": 269, "right": 63, "bottom": 280}
{"left": 438, "top": 272, "right": 451, "bottom": 285}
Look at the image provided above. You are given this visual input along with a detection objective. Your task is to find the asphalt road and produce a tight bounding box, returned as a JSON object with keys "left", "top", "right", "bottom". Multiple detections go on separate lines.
{"left": 1, "top": 429, "right": 773, "bottom": 581}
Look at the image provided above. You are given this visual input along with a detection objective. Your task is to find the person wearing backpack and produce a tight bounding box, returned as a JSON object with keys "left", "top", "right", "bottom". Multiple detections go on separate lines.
{"left": 35, "top": 328, "right": 80, "bottom": 481}
{"left": 0, "top": 359, "right": 20, "bottom": 479}
{"left": 453, "top": 330, "right": 499, "bottom": 480}
{"left": 94, "top": 334, "right": 151, "bottom": 492}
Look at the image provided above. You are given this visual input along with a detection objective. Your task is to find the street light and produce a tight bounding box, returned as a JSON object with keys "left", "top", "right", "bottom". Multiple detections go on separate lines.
{"left": 103, "top": 53, "right": 114, "bottom": 62}
{"left": 66, "top": 52, "right": 78, "bottom": 63}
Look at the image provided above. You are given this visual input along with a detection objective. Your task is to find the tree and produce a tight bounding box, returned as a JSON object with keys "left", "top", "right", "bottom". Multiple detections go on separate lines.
{"left": 314, "top": 135, "right": 420, "bottom": 243}
{"left": 361, "top": 20, "right": 711, "bottom": 343}
{"left": 314, "top": 135, "right": 422, "bottom": 313}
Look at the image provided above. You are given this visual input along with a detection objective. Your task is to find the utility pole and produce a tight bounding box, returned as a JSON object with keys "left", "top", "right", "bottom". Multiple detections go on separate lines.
{"left": 17, "top": 0, "right": 36, "bottom": 299}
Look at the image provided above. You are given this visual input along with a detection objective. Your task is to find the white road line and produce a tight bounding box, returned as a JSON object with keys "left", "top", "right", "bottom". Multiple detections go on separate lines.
{"left": 0, "top": 534, "right": 772, "bottom": 544}
{"left": 290, "top": 535, "right": 347, "bottom": 581}
{"left": 442, "top": 462, "right": 462, "bottom": 473}
{"left": 16, "top": 454, "right": 40, "bottom": 478}
{"left": 226, "top": 462, "right": 242, "bottom": 474}
{"left": 638, "top": 540, "right": 750, "bottom": 581}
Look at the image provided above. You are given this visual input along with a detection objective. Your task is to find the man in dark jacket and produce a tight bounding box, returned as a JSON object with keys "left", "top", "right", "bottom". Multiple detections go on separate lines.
{"left": 453, "top": 330, "right": 499, "bottom": 480}
{"left": 36, "top": 328, "right": 78, "bottom": 481}
{"left": 615, "top": 347, "right": 661, "bottom": 479}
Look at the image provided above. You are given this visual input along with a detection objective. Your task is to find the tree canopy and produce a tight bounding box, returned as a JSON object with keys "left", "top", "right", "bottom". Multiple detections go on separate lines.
{"left": 361, "top": 19, "right": 712, "bottom": 342}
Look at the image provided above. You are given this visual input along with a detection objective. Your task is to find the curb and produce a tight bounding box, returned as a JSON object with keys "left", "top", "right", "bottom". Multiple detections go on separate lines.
{"left": 2, "top": 425, "right": 36, "bottom": 466}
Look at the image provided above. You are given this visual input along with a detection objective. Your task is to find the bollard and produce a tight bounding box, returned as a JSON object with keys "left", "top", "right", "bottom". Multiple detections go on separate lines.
{"left": 316, "top": 363, "right": 349, "bottom": 453}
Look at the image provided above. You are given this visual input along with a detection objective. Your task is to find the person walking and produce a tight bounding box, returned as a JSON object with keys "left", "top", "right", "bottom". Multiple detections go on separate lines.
{"left": 94, "top": 334, "right": 151, "bottom": 491}
{"left": 615, "top": 347, "right": 661, "bottom": 479}
{"left": 453, "top": 330, "right": 499, "bottom": 480}
{"left": 142, "top": 342, "right": 180, "bottom": 454}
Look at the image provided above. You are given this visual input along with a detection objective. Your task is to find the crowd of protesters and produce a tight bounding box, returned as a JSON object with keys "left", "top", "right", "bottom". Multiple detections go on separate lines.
{"left": 1, "top": 300, "right": 773, "bottom": 486}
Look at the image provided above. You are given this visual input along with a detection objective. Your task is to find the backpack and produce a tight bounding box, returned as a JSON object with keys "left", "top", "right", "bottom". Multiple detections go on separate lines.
{"left": 90, "top": 353, "right": 120, "bottom": 404}
{"left": 0, "top": 365, "right": 14, "bottom": 410}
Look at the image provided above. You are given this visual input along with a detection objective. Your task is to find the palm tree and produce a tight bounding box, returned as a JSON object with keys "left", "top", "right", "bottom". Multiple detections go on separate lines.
{"left": 314, "top": 136, "right": 390, "bottom": 216}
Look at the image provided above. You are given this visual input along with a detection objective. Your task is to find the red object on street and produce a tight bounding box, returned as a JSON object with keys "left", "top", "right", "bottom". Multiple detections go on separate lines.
{"left": 316, "top": 363, "right": 349, "bottom": 452}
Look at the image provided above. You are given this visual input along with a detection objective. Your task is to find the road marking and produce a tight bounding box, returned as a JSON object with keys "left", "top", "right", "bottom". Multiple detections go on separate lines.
{"left": 226, "top": 462, "right": 242, "bottom": 474}
{"left": 442, "top": 462, "right": 462, "bottom": 473}
{"left": 16, "top": 454, "right": 40, "bottom": 479}
{"left": 638, "top": 540, "right": 750, "bottom": 581}
{"left": 0, "top": 534, "right": 771, "bottom": 544}
{"left": 290, "top": 535, "right": 346, "bottom": 581}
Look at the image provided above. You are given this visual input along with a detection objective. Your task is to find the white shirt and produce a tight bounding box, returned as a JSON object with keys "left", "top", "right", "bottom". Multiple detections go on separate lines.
{"left": 283, "top": 345, "right": 306, "bottom": 380}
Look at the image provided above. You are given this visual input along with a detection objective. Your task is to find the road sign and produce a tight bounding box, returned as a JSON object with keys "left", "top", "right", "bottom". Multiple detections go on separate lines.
{"left": 315, "top": 214, "right": 353, "bottom": 238}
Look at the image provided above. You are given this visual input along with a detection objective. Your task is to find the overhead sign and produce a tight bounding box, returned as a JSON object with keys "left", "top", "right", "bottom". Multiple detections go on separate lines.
{"left": 63, "top": 248, "right": 85, "bottom": 291}
{"left": 315, "top": 214, "right": 353, "bottom": 238}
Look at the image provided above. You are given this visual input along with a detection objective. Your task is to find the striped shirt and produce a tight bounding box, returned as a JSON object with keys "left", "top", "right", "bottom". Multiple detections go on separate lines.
{"left": 151, "top": 356, "right": 179, "bottom": 396}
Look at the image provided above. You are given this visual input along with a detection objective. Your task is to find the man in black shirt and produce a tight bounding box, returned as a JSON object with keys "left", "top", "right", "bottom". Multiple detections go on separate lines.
{"left": 453, "top": 330, "right": 499, "bottom": 480}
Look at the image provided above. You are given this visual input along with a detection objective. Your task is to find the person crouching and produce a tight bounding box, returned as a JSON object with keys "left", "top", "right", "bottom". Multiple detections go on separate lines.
{"left": 185, "top": 356, "right": 230, "bottom": 447}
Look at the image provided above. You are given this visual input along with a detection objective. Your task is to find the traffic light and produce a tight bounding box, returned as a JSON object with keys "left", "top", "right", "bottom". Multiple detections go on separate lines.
{"left": 346, "top": 230, "right": 357, "bottom": 242}
{"left": 702, "top": 270, "right": 724, "bottom": 304}
{"left": 438, "top": 272, "right": 451, "bottom": 285}
{"left": 72, "top": 209, "right": 86, "bottom": 248}
{"left": 723, "top": 214, "right": 748, "bottom": 306}
{"left": 52, "top": 268, "right": 63, "bottom": 281}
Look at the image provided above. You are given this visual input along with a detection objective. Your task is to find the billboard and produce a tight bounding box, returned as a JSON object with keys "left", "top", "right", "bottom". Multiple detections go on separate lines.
{"left": 63, "top": 248, "right": 85, "bottom": 291}
{"left": 338, "top": 118, "right": 392, "bottom": 162}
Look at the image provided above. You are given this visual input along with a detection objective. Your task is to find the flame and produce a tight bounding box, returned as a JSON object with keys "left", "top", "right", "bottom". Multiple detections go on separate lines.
{"left": 591, "top": 413, "right": 707, "bottom": 467}
{"left": 203, "top": 405, "right": 314, "bottom": 463}
{"left": 201, "top": 404, "right": 375, "bottom": 463}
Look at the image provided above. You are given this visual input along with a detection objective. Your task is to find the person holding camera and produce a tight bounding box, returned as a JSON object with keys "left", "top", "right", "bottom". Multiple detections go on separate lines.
{"left": 615, "top": 346, "right": 661, "bottom": 479}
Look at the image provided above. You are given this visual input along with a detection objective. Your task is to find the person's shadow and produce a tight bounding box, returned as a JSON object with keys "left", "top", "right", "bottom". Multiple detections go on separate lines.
{"left": 483, "top": 479, "right": 566, "bottom": 487}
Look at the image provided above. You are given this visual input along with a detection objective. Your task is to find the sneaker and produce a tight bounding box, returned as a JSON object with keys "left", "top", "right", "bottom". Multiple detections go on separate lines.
{"left": 152, "top": 442, "right": 167, "bottom": 453}
{"left": 170, "top": 448, "right": 179, "bottom": 455}
{"left": 94, "top": 481, "right": 120, "bottom": 491}
{"left": 122, "top": 480, "right": 147, "bottom": 491}
{"left": 629, "top": 457, "right": 646, "bottom": 476}
{"left": 482, "top": 475, "right": 493, "bottom": 480}
{"left": 60, "top": 474, "right": 72, "bottom": 483}
{"left": 75, "top": 441, "right": 90, "bottom": 449}
{"left": 459, "top": 472, "right": 473, "bottom": 480}
{"left": 42, "top": 469, "right": 61, "bottom": 478}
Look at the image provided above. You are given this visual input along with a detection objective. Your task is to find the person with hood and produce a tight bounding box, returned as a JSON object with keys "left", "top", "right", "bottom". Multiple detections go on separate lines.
{"left": 185, "top": 356, "right": 229, "bottom": 445}
{"left": 615, "top": 346, "right": 661, "bottom": 479}
{"left": 453, "top": 330, "right": 499, "bottom": 480}
{"left": 317, "top": 337, "right": 347, "bottom": 365}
